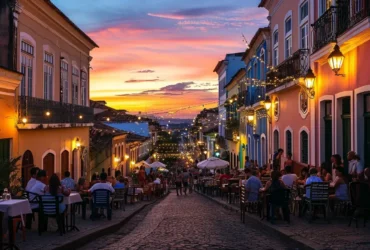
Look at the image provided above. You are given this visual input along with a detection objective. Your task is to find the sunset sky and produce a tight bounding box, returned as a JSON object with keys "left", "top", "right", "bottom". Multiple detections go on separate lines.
{"left": 53, "top": 0, "right": 267, "bottom": 118}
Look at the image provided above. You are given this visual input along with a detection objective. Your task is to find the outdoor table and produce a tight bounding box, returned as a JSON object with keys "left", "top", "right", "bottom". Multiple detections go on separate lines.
{"left": 0, "top": 199, "right": 32, "bottom": 250}
{"left": 64, "top": 192, "right": 82, "bottom": 232}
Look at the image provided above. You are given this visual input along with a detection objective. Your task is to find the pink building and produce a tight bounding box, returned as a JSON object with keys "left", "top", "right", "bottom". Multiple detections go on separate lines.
{"left": 259, "top": 0, "right": 315, "bottom": 172}
{"left": 311, "top": 0, "right": 370, "bottom": 170}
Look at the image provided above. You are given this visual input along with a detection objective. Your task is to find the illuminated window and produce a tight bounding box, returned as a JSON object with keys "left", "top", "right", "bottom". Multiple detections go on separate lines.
{"left": 21, "top": 41, "right": 34, "bottom": 96}
{"left": 43, "top": 52, "right": 53, "bottom": 100}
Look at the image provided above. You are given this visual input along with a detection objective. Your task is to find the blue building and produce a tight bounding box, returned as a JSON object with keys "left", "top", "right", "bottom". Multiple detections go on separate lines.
{"left": 241, "top": 27, "right": 270, "bottom": 167}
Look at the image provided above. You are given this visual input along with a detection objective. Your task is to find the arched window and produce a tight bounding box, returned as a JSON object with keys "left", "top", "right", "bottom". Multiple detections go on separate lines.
{"left": 43, "top": 51, "right": 54, "bottom": 100}
{"left": 81, "top": 71, "right": 87, "bottom": 106}
{"left": 274, "top": 130, "right": 279, "bottom": 153}
{"left": 300, "top": 131, "right": 309, "bottom": 164}
{"left": 72, "top": 66, "right": 79, "bottom": 105}
{"left": 285, "top": 15, "right": 292, "bottom": 58}
{"left": 20, "top": 41, "right": 35, "bottom": 96}
{"left": 286, "top": 130, "right": 292, "bottom": 155}
{"left": 61, "top": 60, "right": 69, "bottom": 103}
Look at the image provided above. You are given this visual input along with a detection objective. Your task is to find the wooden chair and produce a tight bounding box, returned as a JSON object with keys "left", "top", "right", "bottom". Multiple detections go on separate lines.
{"left": 39, "top": 195, "right": 65, "bottom": 236}
{"left": 301, "top": 182, "right": 330, "bottom": 223}
{"left": 113, "top": 188, "right": 126, "bottom": 211}
{"left": 348, "top": 182, "right": 370, "bottom": 228}
{"left": 91, "top": 189, "right": 113, "bottom": 220}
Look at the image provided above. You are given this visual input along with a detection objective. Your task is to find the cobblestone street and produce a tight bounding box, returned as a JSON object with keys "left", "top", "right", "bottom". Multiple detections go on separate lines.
{"left": 79, "top": 192, "right": 295, "bottom": 250}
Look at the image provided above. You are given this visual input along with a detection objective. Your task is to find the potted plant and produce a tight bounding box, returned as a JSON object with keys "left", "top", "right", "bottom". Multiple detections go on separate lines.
{"left": 0, "top": 156, "right": 23, "bottom": 196}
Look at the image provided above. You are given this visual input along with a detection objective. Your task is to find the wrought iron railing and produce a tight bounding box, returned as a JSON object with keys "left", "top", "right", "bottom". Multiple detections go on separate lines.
{"left": 18, "top": 96, "right": 94, "bottom": 125}
{"left": 266, "top": 49, "right": 309, "bottom": 92}
{"left": 238, "top": 87, "right": 266, "bottom": 108}
{"left": 312, "top": 0, "right": 370, "bottom": 53}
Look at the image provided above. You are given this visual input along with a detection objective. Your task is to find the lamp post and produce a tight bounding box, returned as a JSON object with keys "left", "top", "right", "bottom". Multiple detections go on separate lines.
{"left": 303, "top": 67, "right": 316, "bottom": 99}
{"left": 328, "top": 44, "right": 345, "bottom": 77}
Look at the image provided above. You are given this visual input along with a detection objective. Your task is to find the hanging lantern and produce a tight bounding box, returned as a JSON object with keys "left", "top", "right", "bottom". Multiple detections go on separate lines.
{"left": 304, "top": 68, "right": 316, "bottom": 90}
{"left": 328, "top": 44, "right": 345, "bottom": 76}
{"left": 264, "top": 96, "right": 272, "bottom": 111}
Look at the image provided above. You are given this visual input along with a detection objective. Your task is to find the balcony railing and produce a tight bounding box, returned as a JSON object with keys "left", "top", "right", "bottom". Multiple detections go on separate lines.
{"left": 312, "top": 1, "right": 370, "bottom": 53}
{"left": 238, "top": 87, "right": 266, "bottom": 108}
{"left": 18, "top": 96, "right": 94, "bottom": 125}
{"left": 225, "top": 129, "right": 234, "bottom": 141}
{"left": 266, "top": 49, "right": 309, "bottom": 92}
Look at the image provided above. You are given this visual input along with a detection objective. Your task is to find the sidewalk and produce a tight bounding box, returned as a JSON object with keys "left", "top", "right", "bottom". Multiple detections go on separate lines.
{"left": 13, "top": 194, "right": 168, "bottom": 250}
{"left": 196, "top": 191, "right": 370, "bottom": 250}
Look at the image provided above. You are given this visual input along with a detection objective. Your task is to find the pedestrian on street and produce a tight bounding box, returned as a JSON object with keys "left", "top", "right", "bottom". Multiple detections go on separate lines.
{"left": 175, "top": 170, "right": 183, "bottom": 196}
{"left": 182, "top": 168, "right": 190, "bottom": 195}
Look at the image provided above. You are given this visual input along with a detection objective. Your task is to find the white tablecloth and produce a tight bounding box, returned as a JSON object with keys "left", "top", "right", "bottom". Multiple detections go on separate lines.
{"left": 0, "top": 199, "right": 32, "bottom": 217}
{"left": 63, "top": 193, "right": 82, "bottom": 205}
{"left": 128, "top": 188, "right": 143, "bottom": 195}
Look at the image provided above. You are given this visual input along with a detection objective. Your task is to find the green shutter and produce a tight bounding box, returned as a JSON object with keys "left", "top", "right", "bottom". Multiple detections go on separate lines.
{"left": 286, "top": 131, "right": 292, "bottom": 154}
{"left": 324, "top": 119, "right": 332, "bottom": 163}
{"left": 0, "top": 139, "right": 10, "bottom": 163}
{"left": 301, "top": 131, "right": 308, "bottom": 164}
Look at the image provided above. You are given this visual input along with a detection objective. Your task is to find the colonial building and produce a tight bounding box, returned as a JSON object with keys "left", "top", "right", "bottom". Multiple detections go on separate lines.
{"left": 241, "top": 27, "right": 270, "bottom": 168}
{"left": 259, "top": 0, "right": 314, "bottom": 172}
{"left": 311, "top": 0, "right": 370, "bottom": 169}
{"left": 0, "top": 0, "right": 98, "bottom": 183}
{"left": 213, "top": 53, "right": 245, "bottom": 140}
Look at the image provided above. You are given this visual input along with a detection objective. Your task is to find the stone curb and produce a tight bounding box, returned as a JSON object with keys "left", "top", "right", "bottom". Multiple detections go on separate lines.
{"left": 52, "top": 192, "right": 170, "bottom": 250}
{"left": 196, "top": 190, "right": 322, "bottom": 250}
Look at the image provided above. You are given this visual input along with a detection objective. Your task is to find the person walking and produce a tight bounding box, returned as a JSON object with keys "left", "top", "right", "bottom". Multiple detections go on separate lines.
{"left": 182, "top": 168, "right": 190, "bottom": 195}
{"left": 175, "top": 170, "right": 183, "bottom": 196}
{"left": 273, "top": 149, "right": 284, "bottom": 171}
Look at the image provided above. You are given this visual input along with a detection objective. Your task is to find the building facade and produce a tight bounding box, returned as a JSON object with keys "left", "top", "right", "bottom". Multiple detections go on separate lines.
{"left": 311, "top": 0, "right": 370, "bottom": 169}
{"left": 214, "top": 53, "right": 245, "bottom": 139}
{"left": 259, "top": 0, "right": 313, "bottom": 172}
{"left": 0, "top": 0, "right": 98, "bottom": 183}
{"left": 241, "top": 27, "right": 270, "bottom": 168}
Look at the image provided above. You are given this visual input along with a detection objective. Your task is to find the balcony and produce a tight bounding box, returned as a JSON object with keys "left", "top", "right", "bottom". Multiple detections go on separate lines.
{"left": 312, "top": 2, "right": 370, "bottom": 53}
{"left": 238, "top": 87, "right": 266, "bottom": 108}
{"left": 225, "top": 129, "right": 234, "bottom": 141}
{"left": 18, "top": 96, "right": 94, "bottom": 128}
{"left": 266, "top": 49, "right": 309, "bottom": 92}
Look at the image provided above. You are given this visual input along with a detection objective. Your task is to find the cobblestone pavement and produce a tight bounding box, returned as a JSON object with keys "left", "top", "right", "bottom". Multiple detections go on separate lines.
{"left": 80, "top": 192, "right": 295, "bottom": 250}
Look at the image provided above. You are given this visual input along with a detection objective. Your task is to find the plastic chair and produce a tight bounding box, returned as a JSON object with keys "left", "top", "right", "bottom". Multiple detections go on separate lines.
{"left": 91, "top": 189, "right": 112, "bottom": 220}
{"left": 301, "top": 182, "right": 330, "bottom": 223}
{"left": 39, "top": 195, "right": 65, "bottom": 236}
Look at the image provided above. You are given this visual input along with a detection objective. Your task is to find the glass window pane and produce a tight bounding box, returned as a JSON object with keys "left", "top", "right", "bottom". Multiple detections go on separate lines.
{"left": 285, "top": 18, "right": 292, "bottom": 34}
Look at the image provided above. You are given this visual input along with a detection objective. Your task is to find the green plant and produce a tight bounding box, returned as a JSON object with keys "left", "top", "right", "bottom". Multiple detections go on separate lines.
{"left": 0, "top": 156, "right": 22, "bottom": 195}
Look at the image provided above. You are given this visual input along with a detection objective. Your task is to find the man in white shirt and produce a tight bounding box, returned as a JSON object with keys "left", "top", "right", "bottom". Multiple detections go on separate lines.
{"left": 89, "top": 172, "right": 115, "bottom": 194}
{"left": 282, "top": 166, "right": 297, "bottom": 188}
{"left": 25, "top": 167, "right": 39, "bottom": 191}
{"left": 26, "top": 170, "right": 46, "bottom": 229}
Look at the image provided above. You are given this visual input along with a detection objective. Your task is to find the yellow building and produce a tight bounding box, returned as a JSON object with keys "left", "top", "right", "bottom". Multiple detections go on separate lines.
{"left": 0, "top": 0, "right": 98, "bottom": 184}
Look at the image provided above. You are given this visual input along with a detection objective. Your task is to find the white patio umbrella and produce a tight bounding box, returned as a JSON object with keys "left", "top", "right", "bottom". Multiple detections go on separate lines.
{"left": 197, "top": 157, "right": 229, "bottom": 170}
{"left": 134, "top": 160, "right": 151, "bottom": 168}
{"left": 150, "top": 161, "right": 167, "bottom": 169}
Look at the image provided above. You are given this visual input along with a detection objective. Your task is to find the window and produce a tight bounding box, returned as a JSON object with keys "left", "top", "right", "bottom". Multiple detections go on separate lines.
{"left": 81, "top": 71, "right": 87, "bottom": 106}
{"left": 286, "top": 130, "right": 292, "bottom": 155}
{"left": 353, "top": 0, "right": 364, "bottom": 14}
{"left": 300, "top": 23, "right": 309, "bottom": 49}
{"left": 285, "top": 17, "right": 292, "bottom": 34}
{"left": 20, "top": 41, "right": 34, "bottom": 96}
{"left": 325, "top": 101, "right": 332, "bottom": 117}
{"left": 61, "top": 61, "right": 69, "bottom": 103}
{"left": 260, "top": 50, "right": 265, "bottom": 80}
{"left": 342, "top": 97, "right": 351, "bottom": 167}
{"left": 273, "top": 30, "right": 279, "bottom": 45}
{"left": 324, "top": 101, "right": 332, "bottom": 163}
{"left": 285, "top": 36, "right": 292, "bottom": 58}
{"left": 43, "top": 52, "right": 53, "bottom": 100}
{"left": 300, "top": 131, "right": 309, "bottom": 164}
{"left": 274, "top": 98, "right": 279, "bottom": 118}
{"left": 319, "top": 0, "right": 330, "bottom": 16}
{"left": 273, "top": 47, "right": 279, "bottom": 66}
{"left": 253, "top": 61, "right": 258, "bottom": 78}
{"left": 0, "top": 139, "right": 10, "bottom": 163}
{"left": 300, "top": 92, "right": 308, "bottom": 114}
{"left": 72, "top": 67, "right": 79, "bottom": 105}
{"left": 300, "top": 1, "right": 309, "bottom": 21}
{"left": 274, "top": 130, "right": 279, "bottom": 153}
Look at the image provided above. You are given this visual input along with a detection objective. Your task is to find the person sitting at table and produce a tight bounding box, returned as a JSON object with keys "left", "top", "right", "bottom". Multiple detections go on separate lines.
{"left": 296, "top": 167, "right": 309, "bottom": 185}
{"left": 214, "top": 169, "right": 221, "bottom": 180}
{"left": 114, "top": 176, "right": 126, "bottom": 189}
{"left": 244, "top": 168, "right": 262, "bottom": 202}
{"left": 90, "top": 173, "right": 99, "bottom": 187}
{"left": 26, "top": 166, "right": 39, "bottom": 191}
{"left": 281, "top": 166, "right": 297, "bottom": 188}
{"left": 76, "top": 177, "right": 86, "bottom": 192}
{"left": 329, "top": 167, "right": 348, "bottom": 201}
{"left": 358, "top": 167, "right": 370, "bottom": 186}
{"left": 264, "top": 170, "right": 289, "bottom": 223}
{"left": 220, "top": 169, "right": 232, "bottom": 184}
{"left": 89, "top": 172, "right": 115, "bottom": 194}
{"left": 44, "top": 174, "right": 71, "bottom": 213}
{"left": 61, "top": 171, "right": 76, "bottom": 191}
{"left": 305, "top": 168, "right": 323, "bottom": 199}
{"left": 319, "top": 163, "right": 332, "bottom": 182}
{"left": 29, "top": 170, "right": 47, "bottom": 200}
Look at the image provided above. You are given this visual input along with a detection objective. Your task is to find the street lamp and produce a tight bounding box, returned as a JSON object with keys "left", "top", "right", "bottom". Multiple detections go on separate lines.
{"left": 76, "top": 138, "right": 81, "bottom": 149}
{"left": 247, "top": 111, "right": 254, "bottom": 123}
{"left": 114, "top": 157, "right": 120, "bottom": 163}
{"left": 264, "top": 96, "right": 272, "bottom": 111}
{"left": 328, "top": 44, "right": 345, "bottom": 77}
{"left": 125, "top": 155, "right": 129, "bottom": 160}
{"left": 303, "top": 67, "right": 316, "bottom": 99}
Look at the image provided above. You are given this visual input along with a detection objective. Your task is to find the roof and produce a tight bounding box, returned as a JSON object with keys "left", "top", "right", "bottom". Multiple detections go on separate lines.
{"left": 44, "top": 0, "right": 99, "bottom": 48}
{"left": 213, "top": 52, "right": 245, "bottom": 72}
{"left": 258, "top": 0, "right": 268, "bottom": 7}
{"left": 89, "top": 122, "right": 127, "bottom": 153}
{"left": 224, "top": 68, "right": 246, "bottom": 89}
{"left": 126, "top": 133, "right": 149, "bottom": 143}
{"left": 241, "top": 27, "right": 270, "bottom": 61}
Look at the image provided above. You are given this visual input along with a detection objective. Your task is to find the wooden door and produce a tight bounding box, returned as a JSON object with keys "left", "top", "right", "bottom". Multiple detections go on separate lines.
{"left": 72, "top": 149, "right": 78, "bottom": 179}
{"left": 22, "top": 150, "right": 34, "bottom": 188}
{"left": 43, "top": 153, "right": 55, "bottom": 180}
{"left": 61, "top": 150, "right": 69, "bottom": 177}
